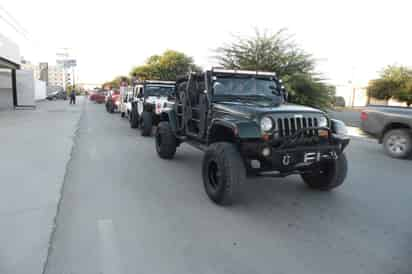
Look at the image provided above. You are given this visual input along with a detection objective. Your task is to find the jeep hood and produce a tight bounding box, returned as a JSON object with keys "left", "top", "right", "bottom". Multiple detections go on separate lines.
{"left": 214, "top": 101, "right": 324, "bottom": 119}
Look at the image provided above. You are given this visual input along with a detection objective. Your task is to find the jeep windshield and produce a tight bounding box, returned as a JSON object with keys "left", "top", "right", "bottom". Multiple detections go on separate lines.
{"left": 144, "top": 85, "right": 175, "bottom": 97}
{"left": 212, "top": 76, "right": 282, "bottom": 104}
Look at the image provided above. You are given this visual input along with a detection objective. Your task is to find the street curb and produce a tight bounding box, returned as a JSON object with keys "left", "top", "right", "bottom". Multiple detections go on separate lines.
{"left": 41, "top": 98, "right": 86, "bottom": 274}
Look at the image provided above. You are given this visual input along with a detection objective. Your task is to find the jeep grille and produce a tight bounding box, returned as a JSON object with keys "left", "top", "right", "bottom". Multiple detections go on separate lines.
{"left": 276, "top": 116, "right": 318, "bottom": 137}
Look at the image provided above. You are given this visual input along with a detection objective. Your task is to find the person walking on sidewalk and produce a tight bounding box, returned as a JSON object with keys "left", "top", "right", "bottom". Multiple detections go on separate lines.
{"left": 69, "top": 89, "right": 76, "bottom": 105}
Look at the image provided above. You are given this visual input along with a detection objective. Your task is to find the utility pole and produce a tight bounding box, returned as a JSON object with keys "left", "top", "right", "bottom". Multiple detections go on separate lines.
{"left": 350, "top": 66, "right": 356, "bottom": 108}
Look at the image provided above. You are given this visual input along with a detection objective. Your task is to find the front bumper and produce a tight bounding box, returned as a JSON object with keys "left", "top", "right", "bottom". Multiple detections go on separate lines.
{"left": 240, "top": 128, "right": 350, "bottom": 175}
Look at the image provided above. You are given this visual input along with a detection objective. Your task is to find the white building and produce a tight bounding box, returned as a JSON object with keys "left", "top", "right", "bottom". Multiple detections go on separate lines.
{"left": 21, "top": 61, "right": 65, "bottom": 88}
{"left": 335, "top": 83, "right": 368, "bottom": 107}
{"left": 335, "top": 82, "right": 409, "bottom": 107}
{"left": 47, "top": 65, "right": 64, "bottom": 87}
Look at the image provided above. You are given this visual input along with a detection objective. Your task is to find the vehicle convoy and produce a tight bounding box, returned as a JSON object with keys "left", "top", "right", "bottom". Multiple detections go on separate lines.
{"left": 361, "top": 107, "right": 412, "bottom": 158}
{"left": 155, "top": 68, "right": 350, "bottom": 205}
{"left": 105, "top": 90, "right": 121, "bottom": 113}
{"left": 129, "top": 80, "right": 176, "bottom": 136}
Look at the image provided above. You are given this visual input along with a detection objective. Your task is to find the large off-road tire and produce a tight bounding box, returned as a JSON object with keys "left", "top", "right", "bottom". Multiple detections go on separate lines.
{"left": 155, "top": 122, "right": 177, "bottom": 159}
{"left": 140, "top": 111, "right": 152, "bottom": 136}
{"left": 382, "top": 129, "right": 412, "bottom": 159}
{"left": 301, "top": 153, "right": 348, "bottom": 191}
{"left": 202, "top": 142, "right": 246, "bottom": 205}
{"left": 129, "top": 108, "right": 139, "bottom": 128}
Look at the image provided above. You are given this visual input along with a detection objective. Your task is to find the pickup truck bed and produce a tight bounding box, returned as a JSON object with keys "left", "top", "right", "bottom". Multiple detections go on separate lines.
{"left": 361, "top": 107, "right": 412, "bottom": 158}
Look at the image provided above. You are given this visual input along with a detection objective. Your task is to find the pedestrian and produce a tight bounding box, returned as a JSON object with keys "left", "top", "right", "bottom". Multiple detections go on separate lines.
{"left": 69, "top": 89, "right": 76, "bottom": 105}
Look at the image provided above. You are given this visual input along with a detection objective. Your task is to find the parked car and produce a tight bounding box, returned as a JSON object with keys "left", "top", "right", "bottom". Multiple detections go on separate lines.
{"left": 129, "top": 80, "right": 176, "bottom": 136}
{"left": 154, "top": 68, "right": 350, "bottom": 205}
{"left": 333, "top": 96, "right": 346, "bottom": 107}
{"left": 361, "top": 107, "right": 412, "bottom": 158}
{"left": 105, "top": 90, "right": 121, "bottom": 113}
{"left": 90, "top": 91, "right": 107, "bottom": 104}
{"left": 46, "top": 90, "right": 67, "bottom": 100}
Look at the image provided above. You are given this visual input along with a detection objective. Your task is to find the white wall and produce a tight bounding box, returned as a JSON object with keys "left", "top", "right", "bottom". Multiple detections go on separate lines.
{"left": 16, "top": 70, "right": 35, "bottom": 106}
{"left": 0, "top": 69, "right": 13, "bottom": 110}
{"left": 369, "top": 97, "right": 408, "bottom": 107}
{"left": 336, "top": 85, "right": 368, "bottom": 107}
{"left": 34, "top": 80, "right": 46, "bottom": 100}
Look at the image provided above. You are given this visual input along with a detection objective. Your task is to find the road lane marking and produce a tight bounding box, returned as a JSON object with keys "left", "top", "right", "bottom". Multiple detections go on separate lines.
{"left": 97, "top": 219, "right": 123, "bottom": 274}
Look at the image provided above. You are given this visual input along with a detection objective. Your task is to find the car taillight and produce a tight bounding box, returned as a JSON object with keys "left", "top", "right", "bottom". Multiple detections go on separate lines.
{"left": 360, "top": 111, "right": 368, "bottom": 121}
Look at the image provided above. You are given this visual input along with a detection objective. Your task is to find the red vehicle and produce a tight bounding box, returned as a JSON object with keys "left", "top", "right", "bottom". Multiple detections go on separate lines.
{"left": 105, "top": 90, "right": 121, "bottom": 113}
{"left": 90, "top": 90, "right": 107, "bottom": 104}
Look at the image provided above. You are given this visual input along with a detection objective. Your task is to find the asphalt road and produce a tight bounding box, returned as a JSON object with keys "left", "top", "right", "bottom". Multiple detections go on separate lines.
{"left": 328, "top": 109, "right": 362, "bottom": 127}
{"left": 44, "top": 100, "right": 412, "bottom": 274}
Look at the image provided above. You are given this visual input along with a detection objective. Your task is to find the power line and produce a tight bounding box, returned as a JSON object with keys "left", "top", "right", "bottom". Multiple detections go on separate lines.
{"left": 0, "top": 14, "right": 29, "bottom": 39}
{"left": 0, "top": 4, "right": 30, "bottom": 39}
{"left": 0, "top": 4, "right": 30, "bottom": 35}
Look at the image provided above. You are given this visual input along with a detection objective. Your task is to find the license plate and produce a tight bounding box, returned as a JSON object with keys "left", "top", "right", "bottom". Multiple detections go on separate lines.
{"left": 281, "top": 151, "right": 338, "bottom": 166}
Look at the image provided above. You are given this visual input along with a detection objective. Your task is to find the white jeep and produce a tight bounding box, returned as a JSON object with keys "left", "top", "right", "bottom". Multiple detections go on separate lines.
{"left": 128, "top": 80, "right": 175, "bottom": 136}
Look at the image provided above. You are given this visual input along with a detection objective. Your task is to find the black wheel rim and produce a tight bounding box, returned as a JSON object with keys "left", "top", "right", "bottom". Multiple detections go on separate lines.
{"left": 207, "top": 160, "right": 221, "bottom": 190}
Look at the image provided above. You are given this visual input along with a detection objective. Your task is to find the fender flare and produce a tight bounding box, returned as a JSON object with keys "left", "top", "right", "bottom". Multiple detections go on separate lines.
{"left": 163, "top": 109, "right": 178, "bottom": 133}
{"left": 208, "top": 119, "right": 261, "bottom": 139}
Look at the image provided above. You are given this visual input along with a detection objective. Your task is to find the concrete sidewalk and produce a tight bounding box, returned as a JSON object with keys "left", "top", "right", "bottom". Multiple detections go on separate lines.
{"left": 0, "top": 97, "right": 84, "bottom": 274}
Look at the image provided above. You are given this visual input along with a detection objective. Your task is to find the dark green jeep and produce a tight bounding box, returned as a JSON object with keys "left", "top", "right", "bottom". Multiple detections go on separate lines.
{"left": 155, "top": 68, "right": 350, "bottom": 205}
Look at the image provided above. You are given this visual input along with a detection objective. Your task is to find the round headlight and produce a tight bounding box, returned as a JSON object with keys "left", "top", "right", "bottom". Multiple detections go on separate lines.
{"left": 260, "top": 116, "right": 273, "bottom": 132}
{"left": 318, "top": 116, "right": 328, "bottom": 128}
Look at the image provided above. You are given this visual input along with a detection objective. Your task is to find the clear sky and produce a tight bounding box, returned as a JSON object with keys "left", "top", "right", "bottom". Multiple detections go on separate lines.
{"left": 1, "top": 0, "right": 411, "bottom": 86}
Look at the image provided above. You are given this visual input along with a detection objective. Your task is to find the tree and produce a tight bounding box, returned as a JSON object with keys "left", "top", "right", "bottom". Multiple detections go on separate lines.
{"left": 102, "top": 75, "right": 130, "bottom": 90}
{"left": 286, "top": 74, "right": 336, "bottom": 109}
{"left": 367, "top": 65, "right": 412, "bottom": 106}
{"left": 112, "top": 75, "right": 130, "bottom": 86}
{"left": 215, "top": 29, "right": 334, "bottom": 109}
{"left": 393, "top": 80, "right": 412, "bottom": 107}
{"left": 130, "top": 50, "right": 200, "bottom": 81}
{"left": 367, "top": 78, "right": 396, "bottom": 100}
